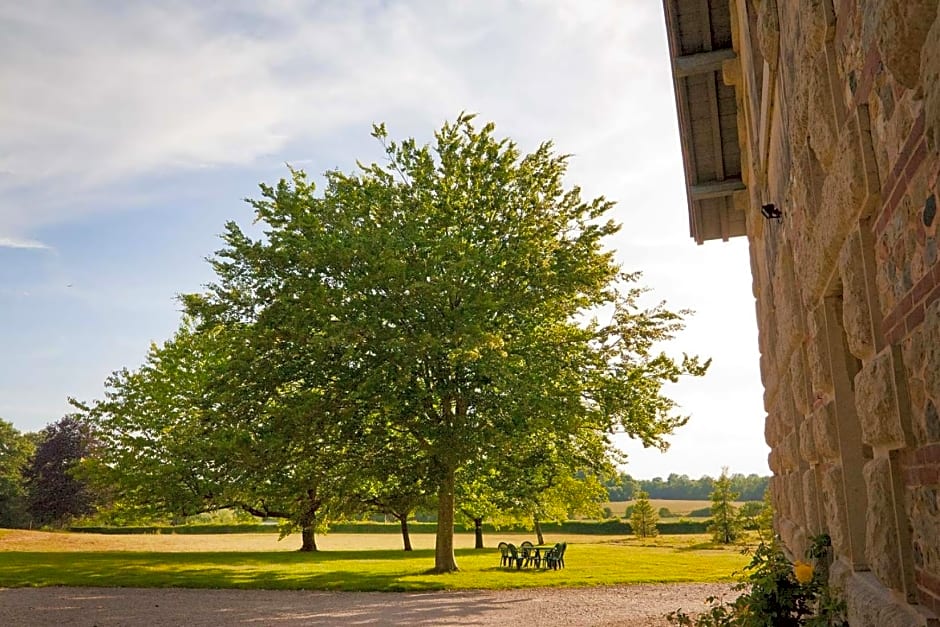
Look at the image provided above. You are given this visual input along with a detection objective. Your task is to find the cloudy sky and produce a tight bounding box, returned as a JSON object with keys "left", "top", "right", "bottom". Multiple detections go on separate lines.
{"left": 0, "top": 0, "right": 769, "bottom": 479}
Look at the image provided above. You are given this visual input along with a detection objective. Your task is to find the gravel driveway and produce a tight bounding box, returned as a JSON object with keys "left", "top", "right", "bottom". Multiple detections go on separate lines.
{"left": 0, "top": 584, "right": 735, "bottom": 626}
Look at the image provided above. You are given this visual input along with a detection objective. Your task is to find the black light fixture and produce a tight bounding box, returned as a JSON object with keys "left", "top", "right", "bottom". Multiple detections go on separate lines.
{"left": 761, "top": 203, "right": 782, "bottom": 222}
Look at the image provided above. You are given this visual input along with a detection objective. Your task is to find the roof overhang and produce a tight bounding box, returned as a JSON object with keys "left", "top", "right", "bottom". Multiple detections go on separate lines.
{"left": 663, "top": 0, "right": 746, "bottom": 244}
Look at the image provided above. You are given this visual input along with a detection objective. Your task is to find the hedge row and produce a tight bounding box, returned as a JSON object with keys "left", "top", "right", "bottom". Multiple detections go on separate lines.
{"left": 69, "top": 519, "right": 711, "bottom": 535}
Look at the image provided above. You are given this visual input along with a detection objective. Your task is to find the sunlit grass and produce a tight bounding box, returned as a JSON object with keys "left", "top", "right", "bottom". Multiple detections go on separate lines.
{"left": 0, "top": 530, "right": 752, "bottom": 591}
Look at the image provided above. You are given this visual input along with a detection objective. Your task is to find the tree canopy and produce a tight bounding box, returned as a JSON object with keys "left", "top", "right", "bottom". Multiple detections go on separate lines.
{"left": 23, "top": 415, "right": 98, "bottom": 527}
{"left": 81, "top": 115, "right": 708, "bottom": 571}
{"left": 0, "top": 419, "right": 35, "bottom": 528}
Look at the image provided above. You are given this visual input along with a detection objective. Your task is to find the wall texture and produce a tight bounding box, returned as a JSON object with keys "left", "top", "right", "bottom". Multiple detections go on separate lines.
{"left": 664, "top": 1, "right": 940, "bottom": 624}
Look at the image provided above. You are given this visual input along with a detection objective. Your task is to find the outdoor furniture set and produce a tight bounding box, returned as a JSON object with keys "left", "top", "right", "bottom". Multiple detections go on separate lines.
{"left": 497, "top": 541, "right": 566, "bottom": 570}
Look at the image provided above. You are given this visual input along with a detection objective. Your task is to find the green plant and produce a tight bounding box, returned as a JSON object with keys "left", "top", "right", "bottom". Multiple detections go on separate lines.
{"left": 630, "top": 490, "right": 659, "bottom": 537}
{"left": 707, "top": 468, "right": 742, "bottom": 544}
{"left": 666, "top": 534, "right": 847, "bottom": 626}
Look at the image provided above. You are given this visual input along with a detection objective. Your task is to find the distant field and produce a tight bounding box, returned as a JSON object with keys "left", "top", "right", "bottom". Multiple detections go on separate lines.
{"left": 602, "top": 500, "right": 748, "bottom": 517}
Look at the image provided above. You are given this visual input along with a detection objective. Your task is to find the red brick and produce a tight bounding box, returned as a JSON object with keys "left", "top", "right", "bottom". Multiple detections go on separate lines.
{"left": 926, "top": 279, "right": 940, "bottom": 311}
{"left": 924, "top": 444, "right": 940, "bottom": 464}
{"left": 920, "top": 588, "right": 940, "bottom": 619}
{"left": 913, "top": 268, "right": 937, "bottom": 305}
{"left": 885, "top": 322, "right": 903, "bottom": 345}
{"left": 905, "top": 466, "right": 919, "bottom": 486}
{"left": 901, "top": 448, "right": 915, "bottom": 465}
{"left": 906, "top": 140, "right": 929, "bottom": 183}
{"left": 883, "top": 306, "right": 900, "bottom": 335}
{"left": 888, "top": 111, "right": 926, "bottom": 183}
{"left": 918, "top": 567, "right": 940, "bottom": 596}
{"left": 854, "top": 48, "right": 882, "bottom": 105}
{"left": 907, "top": 302, "right": 926, "bottom": 333}
{"left": 884, "top": 291, "right": 915, "bottom": 330}
{"left": 876, "top": 181, "right": 907, "bottom": 235}
{"left": 920, "top": 466, "right": 940, "bottom": 485}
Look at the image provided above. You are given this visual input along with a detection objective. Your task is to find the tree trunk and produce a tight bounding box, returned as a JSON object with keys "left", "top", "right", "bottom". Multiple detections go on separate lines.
{"left": 298, "top": 491, "right": 319, "bottom": 552}
{"left": 534, "top": 517, "right": 544, "bottom": 545}
{"left": 434, "top": 466, "right": 459, "bottom": 572}
{"left": 474, "top": 517, "right": 484, "bottom": 549}
{"left": 300, "top": 524, "right": 317, "bottom": 551}
{"left": 399, "top": 515, "right": 413, "bottom": 551}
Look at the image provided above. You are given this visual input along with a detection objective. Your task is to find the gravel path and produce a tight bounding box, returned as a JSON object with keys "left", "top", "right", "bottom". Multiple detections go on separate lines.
{"left": 0, "top": 584, "right": 736, "bottom": 626}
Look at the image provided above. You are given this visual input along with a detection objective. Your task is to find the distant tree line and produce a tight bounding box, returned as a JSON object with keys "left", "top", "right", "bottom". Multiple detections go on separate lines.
{"left": 604, "top": 472, "right": 769, "bottom": 502}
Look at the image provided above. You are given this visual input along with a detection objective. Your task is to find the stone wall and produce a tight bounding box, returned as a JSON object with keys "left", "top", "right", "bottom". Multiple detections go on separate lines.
{"left": 727, "top": 0, "right": 940, "bottom": 623}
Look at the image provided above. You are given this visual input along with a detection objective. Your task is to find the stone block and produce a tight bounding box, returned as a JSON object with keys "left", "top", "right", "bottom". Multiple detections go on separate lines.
{"left": 908, "top": 485, "right": 940, "bottom": 577}
{"left": 922, "top": 299, "right": 940, "bottom": 407}
{"left": 813, "top": 401, "right": 841, "bottom": 461}
{"left": 787, "top": 470, "right": 806, "bottom": 529}
{"left": 800, "top": 418, "right": 819, "bottom": 464}
{"left": 839, "top": 230, "right": 876, "bottom": 361}
{"left": 806, "top": 306, "right": 834, "bottom": 397}
{"left": 844, "top": 570, "right": 934, "bottom": 626}
{"left": 877, "top": 0, "right": 940, "bottom": 89}
{"left": 778, "top": 515, "right": 798, "bottom": 550}
{"left": 924, "top": 17, "right": 940, "bottom": 153}
{"left": 809, "top": 52, "right": 838, "bottom": 171}
{"left": 773, "top": 249, "right": 804, "bottom": 367}
{"left": 764, "top": 411, "right": 778, "bottom": 447}
{"left": 757, "top": 0, "right": 780, "bottom": 70}
{"left": 854, "top": 347, "right": 907, "bottom": 448}
{"left": 781, "top": 430, "right": 800, "bottom": 471}
{"left": 802, "top": 467, "right": 822, "bottom": 534}
{"left": 863, "top": 457, "right": 903, "bottom": 591}
{"left": 769, "top": 449, "right": 781, "bottom": 474}
{"left": 818, "top": 128, "right": 868, "bottom": 268}
{"left": 822, "top": 463, "right": 850, "bottom": 557}
{"left": 790, "top": 347, "right": 812, "bottom": 416}
{"left": 802, "top": 0, "right": 835, "bottom": 55}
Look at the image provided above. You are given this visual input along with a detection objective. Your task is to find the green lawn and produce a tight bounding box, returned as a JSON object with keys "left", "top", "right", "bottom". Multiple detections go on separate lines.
{"left": 0, "top": 531, "right": 751, "bottom": 591}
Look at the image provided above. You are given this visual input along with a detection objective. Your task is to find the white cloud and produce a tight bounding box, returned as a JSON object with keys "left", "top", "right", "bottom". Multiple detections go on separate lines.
{"left": 0, "top": 0, "right": 667, "bottom": 237}
{"left": 0, "top": 236, "right": 51, "bottom": 250}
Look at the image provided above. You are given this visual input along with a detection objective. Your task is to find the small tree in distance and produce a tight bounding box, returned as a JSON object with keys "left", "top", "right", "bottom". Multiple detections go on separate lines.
{"left": 630, "top": 489, "right": 659, "bottom": 537}
{"left": 708, "top": 467, "right": 742, "bottom": 544}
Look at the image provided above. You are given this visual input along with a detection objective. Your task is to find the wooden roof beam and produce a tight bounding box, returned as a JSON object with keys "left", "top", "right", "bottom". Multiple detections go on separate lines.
{"left": 690, "top": 178, "right": 745, "bottom": 200}
{"left": 674, "top": 49, "right": 736, "bottom": 77}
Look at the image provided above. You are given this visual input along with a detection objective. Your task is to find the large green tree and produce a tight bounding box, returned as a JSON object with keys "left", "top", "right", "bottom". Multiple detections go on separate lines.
{"left": 80, "top": 320, "right": 361, "bottom": 549}
{"left": 181, "top": 114, "right": 708, "bottom": 571}
{"left": 0, "top": 419, "right": 34, "bottom": 528}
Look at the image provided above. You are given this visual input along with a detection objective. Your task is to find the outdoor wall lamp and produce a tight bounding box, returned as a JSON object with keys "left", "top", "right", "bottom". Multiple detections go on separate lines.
{"left": 761, "top": 203, "right": 782, "bottom": 222}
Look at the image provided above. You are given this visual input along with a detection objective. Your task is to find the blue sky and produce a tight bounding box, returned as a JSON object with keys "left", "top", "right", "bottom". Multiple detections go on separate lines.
{"left": 0, "top": 0, "right": 769, "bottom": 479}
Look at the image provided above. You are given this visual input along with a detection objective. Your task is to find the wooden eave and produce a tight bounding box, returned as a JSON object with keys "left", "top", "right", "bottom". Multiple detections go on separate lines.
{"left": 663, "top": 0, "right": 746, "bottom": 244}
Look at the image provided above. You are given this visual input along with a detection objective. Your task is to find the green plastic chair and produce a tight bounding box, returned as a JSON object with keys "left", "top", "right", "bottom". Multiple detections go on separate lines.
{"left": 520, "top": 541, "right": 535, "bottom": 567}
{"left": 506, "top": 543, "right": 523, "bottom": 569}
{"left": 497, "top": 541, "right": 510, "bottom": 567}
{"left": 545, "top": 542, "right": 567, "bottom": 570}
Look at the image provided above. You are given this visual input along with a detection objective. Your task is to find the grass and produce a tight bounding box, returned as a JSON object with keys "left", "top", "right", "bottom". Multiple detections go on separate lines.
{"left": 0, "top": 530, "right": 751, "bottom": 591}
